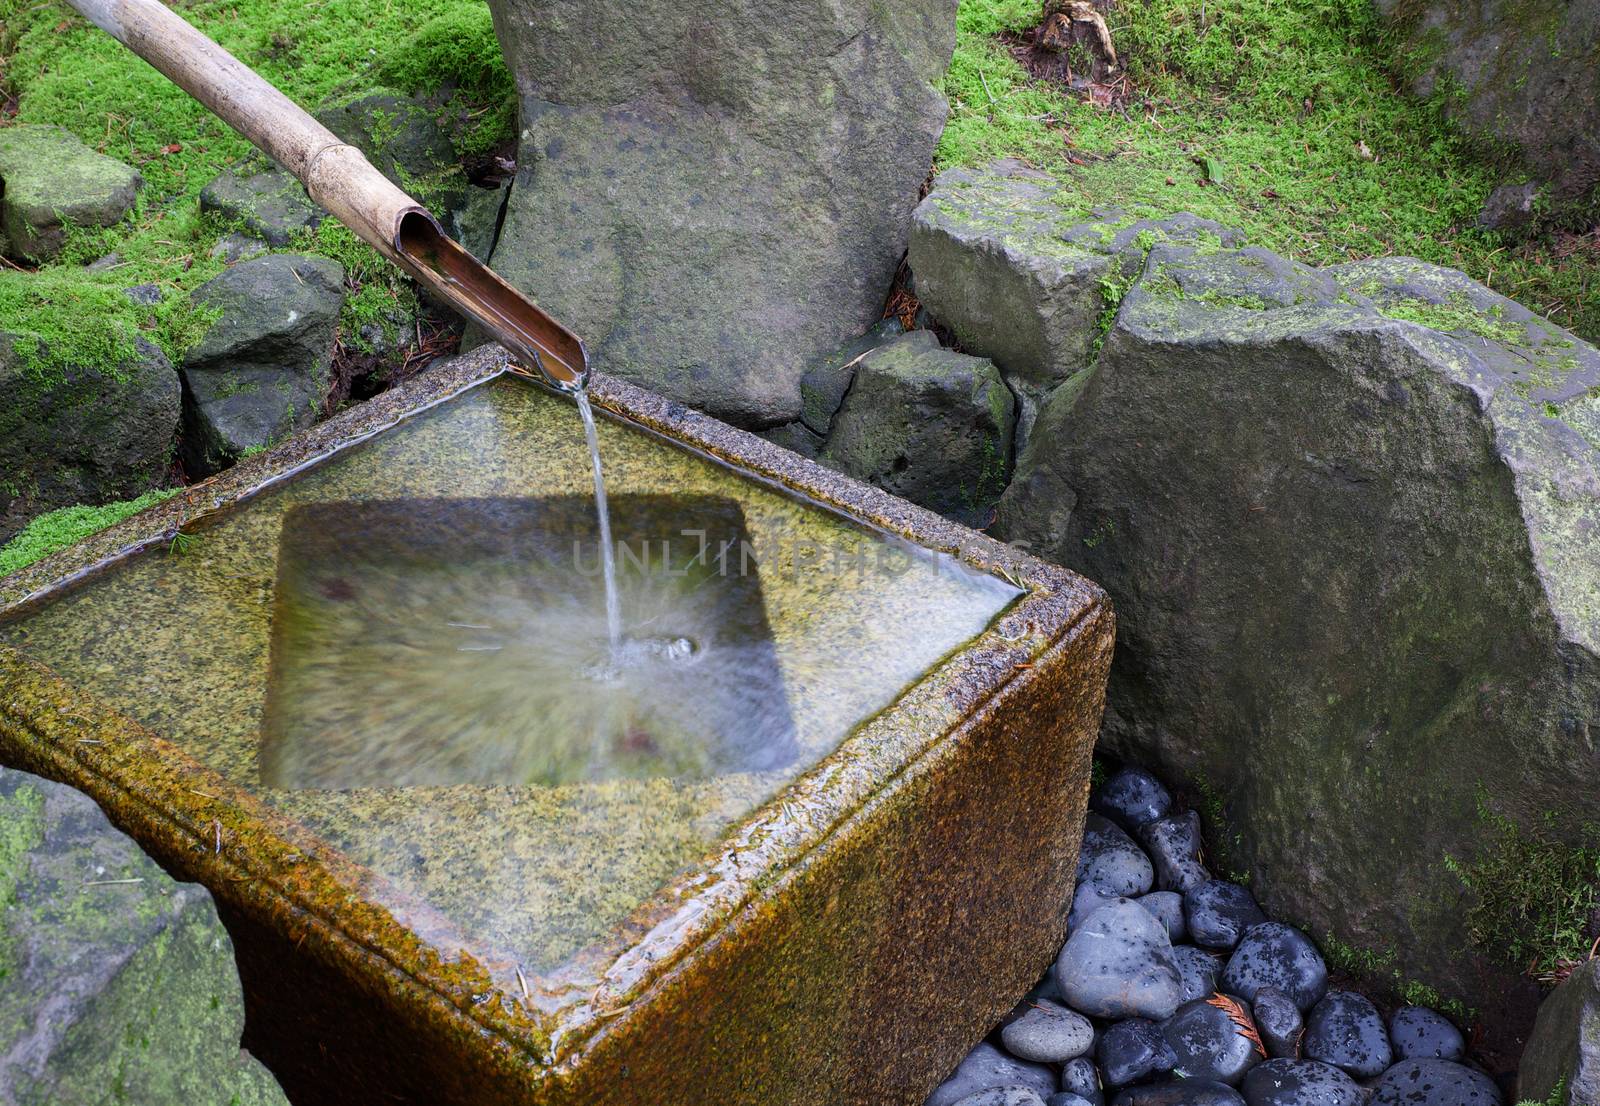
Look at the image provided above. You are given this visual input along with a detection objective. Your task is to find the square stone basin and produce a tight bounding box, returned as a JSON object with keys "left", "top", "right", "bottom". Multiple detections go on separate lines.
{"left": 0, "top": 346, "right": 1113, "bottom": 1106}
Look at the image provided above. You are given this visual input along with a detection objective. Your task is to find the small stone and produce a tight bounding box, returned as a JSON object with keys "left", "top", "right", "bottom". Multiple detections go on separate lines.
{"left": 123, "top": 283, "right": 162, "bottom": 306}
{"left": 1388, "top": 1005, "right": 1465, "bottom": 1062}
{"left": 209, "top": 232, "right": 269, "bottom": 264}
{"left": 926, "top": 1042, "right": 1060, "bottom": 1106}
{"left": 1097, "top": 1018, "right": 1177, "bottom": 1087}
{"left": 199, "top": 166, "right": 322, "bottom": 246}
{"left": 1163, "top": 996, "right": 1265, "bottom": 1085}
{"left": 1303, "top": 990, "right": 1392, "bottom": 1079}
{"left": 1139, "top": 811, "right": 1211, "bottom": 893}
{"left": 1070, "top": 882, "right": 1125, "bottom": 932}
{"left": 1056, "top": 899, "right": 1185, "bottom": 1021}
{"left": 1221, "top": 924, "right": 1328, "bottom": 1012}
{"left": 1002, "top": 1000, "right": 1096, "bottom": 1063}
{"left": 952, "top": 1090, "right": 1047, "bottom": 1106}
{"left": 1111, "top": 1082, "right": 1247, "bottom": 1106}
{"left": 1252, "top": 988, "right": 1304, "bottom": 1059}
{"left": 1092, "top": 768, "right": 1173, "bottom": 830}
{"left": 759, "top": 421, "right": 826, "bottom": 461}
{"left": 1369, "top": 1059, "right": 1503, "bottom": 1106}
{"left": 1240, "top": 1059, "right": 1364, "bottom": 1106}
{"left": 1138, "top": 891, "right": 1187, "bottom": 943}
{"left": 1049, "top": 1095, "right": 1097, "bottom": 1106}
{"left": 0, "top": 124, "right": 143, "bottom": 261}
{"left": 1077, "top": 813, "right": 1157, "bottom": 898}
{"left": 1173, "top": 946, "right": 1225, "bottom": 1005}
{"left": 798, "top": 317, "right": 905, "bottom": 435}
{"left": 1060, "top": 1057, "right": 1104, "bottom": 1106}
{"left": 86, "top": 251, "right": 123, "bottom": 271}
{"left": 1185, "top": 881, "right": 1267, "bottom": 952}
{"left": 1476, "top": 182, "right": 1541, "bottom": 232}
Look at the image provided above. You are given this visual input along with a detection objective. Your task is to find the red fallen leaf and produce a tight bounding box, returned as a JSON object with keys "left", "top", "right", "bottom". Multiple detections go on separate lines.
{"left": 54, "top": 19, "right": 72, "bottom": 31}
{"left": 1206, "top": 993, "right": 1268, "bottom": 1059}
{"left": 160, "top": 142, "right": 183, "bottom": 155}
{"left": 1262, "top": 188, "right": 1280, "bottom": 199}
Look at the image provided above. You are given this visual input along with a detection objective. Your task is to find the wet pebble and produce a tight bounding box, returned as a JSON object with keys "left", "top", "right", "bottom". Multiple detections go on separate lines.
{"left": 1369, "top": 1058, "right": 1503, "bottom": 1106}
{"left": 1388, "top": 1005, "right": 1465, "bottom": 1062}
{"left": 926, "top": 1042, "right": 1060, "bottom": 1106}
{"left": 1185, "top": 881, "right": 1266, "bottom": 952}
{"left": 1239, "top": 1058, "right": 1364, "bottom": 1106}
{"left": 1048, "top": 1095, "right": 1097, "bottom": 1106}
{"left": 1173, "top": 945, "right": 1224, "bottom": 1004}
{"left": 1112, "top": 1083, "right": 1247, "bottom": 1106}
{"left": 1060, "top": 1057, "right": 1104, "bottom": 1106}
{"left": 1163, "top": 995, "right": 1265, "bottom": 1085}
{"left": 1092, "top": 768, "right": 1173, "bottom": 830}
{"left": 1079, "top": 814, "right": 1157, "bottom": 898}
{"left": 1139, "top": 811, "right": 1211, "bottom": 893}
{"left": 1070, "top": 882, "right": 1125, "bottom": 933}
{"left": 1056, "top": 899, "right": 1185, "bottom": 1020}
{"left": 1097, "top": 1017, "right": 1178, "bottom": 1086}
{"left": 1251, "top": 988, "right": 1303, "bottom": 1059}
{"left": 1220, "top": 923, "right": 1328, "bottom": 1012}
{"left": 1139, "top": 891, "right": 1188, "bottom": 943}
{"left": 952, "top": 1090, "right": 1048, "bottom": 1106}
{"left": 1303, "top": 990, "right": 1391, "bottom": 1079}
{"left": 1001, "top": 999, "right": 1096, "bottom": 1063}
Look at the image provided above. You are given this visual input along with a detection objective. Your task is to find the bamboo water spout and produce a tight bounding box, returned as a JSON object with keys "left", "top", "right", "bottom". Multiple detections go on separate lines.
{"left": 65, "top": 0, "right": 589, "bottom": 391}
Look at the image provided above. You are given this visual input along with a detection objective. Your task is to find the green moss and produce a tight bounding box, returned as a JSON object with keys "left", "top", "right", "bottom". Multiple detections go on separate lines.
{"left": 1515, "top": 1079, "right": 1567, "bottom": 1106}
{"left": 375, "top": 3, "right": 517, "bottom": 158}
{"left": 1444, "top": 793, "right": 1600, "bottom": 978}
{"left": 1379, "top": 294, "right": 1526, "bottom": 343}
{"left": 0, "top": 489, "right": 179, "bottom": 577}
{"left": 940, "top": 0, "right": 1600, "bottom": 344}
{"left": 1319, "top": 935, "right": 1476, "bottom": 1021}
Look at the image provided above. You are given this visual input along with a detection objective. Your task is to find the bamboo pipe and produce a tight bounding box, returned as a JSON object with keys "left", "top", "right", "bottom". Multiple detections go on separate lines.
{"left": 66, "top": 0, "right": 589, "bottom": 391}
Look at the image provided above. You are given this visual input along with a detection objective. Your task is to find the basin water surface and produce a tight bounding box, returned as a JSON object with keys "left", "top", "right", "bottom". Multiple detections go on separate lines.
{"left": 0, "top": 347, "right": 1114, "bottom": 1105}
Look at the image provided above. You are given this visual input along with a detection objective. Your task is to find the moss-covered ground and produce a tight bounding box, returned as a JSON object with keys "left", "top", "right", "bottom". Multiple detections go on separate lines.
{"left": 941, "top": 0, "right": 1599, "bottom": 343}
{"left": 0, "top": 490, "right": 179, "bottom": 575}
{"left": 0, "top": 0, "right": 513, "bottom": 383}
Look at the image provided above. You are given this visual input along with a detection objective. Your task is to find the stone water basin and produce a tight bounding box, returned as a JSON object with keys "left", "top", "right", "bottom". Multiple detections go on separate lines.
{"left": 0, "top": 345, "right": 1113, "bottom": 1105}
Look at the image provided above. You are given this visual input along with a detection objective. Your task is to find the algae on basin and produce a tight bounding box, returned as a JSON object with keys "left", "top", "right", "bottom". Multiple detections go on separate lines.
{"left": 0, "top": 349, "right": 1113, "bottom": 1106}
{"left": 0, "top": 371, "right": 1017, "bottom": 976}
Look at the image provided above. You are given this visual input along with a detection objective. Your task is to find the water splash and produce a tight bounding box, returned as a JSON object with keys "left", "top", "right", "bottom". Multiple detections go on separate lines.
{"left": 574, "top": 389, "right": 622, "bottom": 653}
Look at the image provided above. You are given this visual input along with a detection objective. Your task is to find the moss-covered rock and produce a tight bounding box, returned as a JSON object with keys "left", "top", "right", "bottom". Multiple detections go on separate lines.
{"left": 1520, "top": 958, "right": 1600, "bottom": 1106}
{"left": 0, "top": 330, "right": 179, "bottom": 543}
{"left": 179, "top": 254, "right": 345, "bottom": 476}
{"left": 0, "top": 124, "right": 143, "bottom": 262}
{"left": 199, "top": 167, "right": 322, "bottom": 247}
{"left": 996, "top": 242, "right": 1600, "bottom": 1006}
{"left": 821, "top": 329, "right": 1015, "bottom": 526}
{"left": 0, "top": 766, "right": 288, "bottom": 1105}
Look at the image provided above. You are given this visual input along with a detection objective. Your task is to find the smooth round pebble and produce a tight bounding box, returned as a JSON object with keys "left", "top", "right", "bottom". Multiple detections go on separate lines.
{"left": 1093, "top": 768, "right": 1173, "bottom": 829}
{"left": 1079, "top": 814, "right": 1157, "bottom": 898}
{"left": 1220, "top": 923, "right": 1329, "bottom": 1012}
{"left": 1139, "top": 811, "right": 1211, "bottom": 893}
{"left": 1060, "top": 1057, "right": 1105, "bottom": 1106}
{"left": 1048, "top": 1096, "right": 1097, "bottom": 1106}
{"left": 1111, "top": 1081, "right": 1247, "bottom": 1106}
{"left": 1185, "top": 881, "right": 1267, "bottom": 952}
{"left": 952, "top": 1090, "right": 1048, "bottom": 1106}
{"left": 1070, "top": 882, "right": 1125, "bottom": 932}
{"left": 1303, "top": 990, "right": 1391, "bottom": 1079}
{"left": 1001, "top": 999, "right": 1096, "bottom": 1063}
{"left": 1252, "top": 987, "right": 1304, "bottom": 1059}
{"left": 1388, "top": 1005, "right": 1465, "bottom": 1062}
{"left": 1173, "top": 945, "right": 1224, "bottom": 1004}
{"left": 1163, "top": 996, "right": 1265, "bottom": 1085}
{"left": 1369, "top": 1059, "right": 1503, "bottom": 1106}
{"left": 1098, "top": 1018, "right": 1178, "bottom": 1087}
{"left": 1240, "top": 1059, "right": 1363, "bottom": 1106}
{"left": 926, "top": 1042, "right": 1059, "bottom": 1106}
{"left": 1139, "top": 891, "right": 1188, "bottom": 943}
{"left": 1056, "top": 899, "right": 1185, "bottom": 1021}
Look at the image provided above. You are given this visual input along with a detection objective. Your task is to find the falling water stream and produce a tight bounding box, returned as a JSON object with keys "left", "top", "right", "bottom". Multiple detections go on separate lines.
{"left": 574, "top": 389, "right": 623, "bottom": 654}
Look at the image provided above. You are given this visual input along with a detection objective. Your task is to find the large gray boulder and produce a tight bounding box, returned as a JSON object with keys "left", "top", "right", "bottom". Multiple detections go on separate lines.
{"left": 180, "top": 254, "right": 345, "bottom": 476}
{"left": 485, "top": 0, "right": 958, "bottom": 426}
{"left": 0, "top": 125, "right": 142, "bottom": 262}
{"left": 0, "top": 766, "right": 288, "bottom": 1105}
{"left": 996, "top": 244, "right": 1600, "bottom": 1001}
{"left": 909, "top": 161, "right": 1241, "bottom": 443}
{"left": 0, "top": 331, "right": 179, "bottom": 542}
{"left": 820, "top": 329, "right": 1015, "bottom": 527}
{"left": 1521, "top": 959, "right": 1600, "bottom": 1106}
{"left": 1375, "top": 0, "right": 1598, "bottom": 218}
